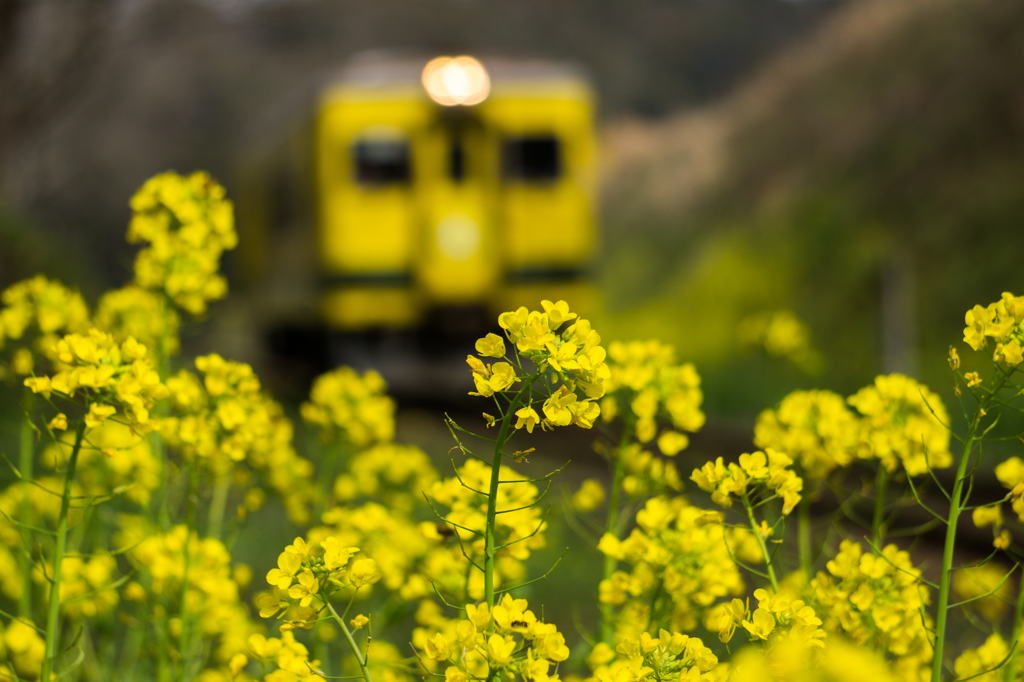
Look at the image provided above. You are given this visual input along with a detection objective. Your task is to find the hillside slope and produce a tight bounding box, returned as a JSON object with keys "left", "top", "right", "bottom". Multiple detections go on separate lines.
{"left": 598, "top": 0, "right": 1024, "bottom": 409}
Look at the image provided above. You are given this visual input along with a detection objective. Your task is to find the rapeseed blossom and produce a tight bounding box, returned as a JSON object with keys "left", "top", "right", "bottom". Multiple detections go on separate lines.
{"left": 847, "top": 374, "right": 951, "bottom": 476}
{"left": 754, "top": 390, "right": 860, "bottom": 482}
{"left": 160, "top": 354, "right": 315, "bottom": 523}
{"left": 94, "top": 284, "right": 180, "bottom": 356}
{"left": 302, "top": 367, "right": 395, "bottom": 446}
{"left": 596, "top": 340, "right": 705, "bottom": 497}
{"left": 467, "top": 301, "right": 609, "bottom": 431}
{"left": 586, "top": 629, "right": 718, "bottom": 682}
{"left": 416, "top": 594, "right": 569, "bottom": 682}
{"left": 962, "top": 291, "right": 1024, "bottom": 365}
{"left": 691, "top": 449, "right": 803, "bottom": 515}
{"left": 810, "top": 541, "right": 932, "bottom": 678}
{"left": 597, "top": 497, "right": 745, "bottom": 638}
{"left": 424, "top": 460, "right": 546, "bottom": 600}
{"left": 128, "top": 171, "right": 237, "bottom": 316}
{"left": 24, "top": 328, "right": 168, "bottom": 433}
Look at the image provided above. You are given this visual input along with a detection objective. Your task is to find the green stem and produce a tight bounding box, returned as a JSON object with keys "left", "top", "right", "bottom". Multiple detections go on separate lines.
{"left": 872, "top": 465, "right": 889, "bottom": 547}
{"left": 206, "top": 473, "right": 230, "bottom": 543}
{"left": 41, "top": 420, "right": 86, "bottom": 681}
{"left": 484, "top": 378, "right": 537, "bottom": 609}
{"left": 316, "top": 439, "right": 342, "bottom": 519}
{"left": 18, "top": 387, "right": 34, "bottom": 620}
{"left": 178, "top": 458, "right": 200, "bottom": 682}
{"left": 931, "top": 420, "right": 979, "bottom": 682}
{"left": 327, "top": 601, "right": 374, "bottom": 682}
{"left": 742, "top": 492, "right": 778, "bottom": 593}
{"left": 1007, "top": 570, "right": 1024, "bottom": 682}
{"left": 798, "top": 495, "right": 812, "bottom": 578}
{"left": 600, "top": 415, "right": 634, "bottom": 646}
{"left": 154, "top": 306, "right": 172, "bottom": 531}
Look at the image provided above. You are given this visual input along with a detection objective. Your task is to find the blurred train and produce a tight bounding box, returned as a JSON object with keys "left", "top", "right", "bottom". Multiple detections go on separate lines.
{"left": 236, "top": 52, "right": 598, "bottom": 391}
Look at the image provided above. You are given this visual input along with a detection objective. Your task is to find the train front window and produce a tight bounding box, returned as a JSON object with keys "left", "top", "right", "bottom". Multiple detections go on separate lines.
{"left": 503, "top": 135, "right": 561, "bottom": 182}
{"left": 352, "top": 139, "right": 411, "bottom": 185}
{"left": 450, "top": 138, "right": 465, "bottom": 182}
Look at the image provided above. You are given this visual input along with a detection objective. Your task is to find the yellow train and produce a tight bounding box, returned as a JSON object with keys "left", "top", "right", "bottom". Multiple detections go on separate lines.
{"left": 238, "top": 52, "right": 597, "bottom": 368}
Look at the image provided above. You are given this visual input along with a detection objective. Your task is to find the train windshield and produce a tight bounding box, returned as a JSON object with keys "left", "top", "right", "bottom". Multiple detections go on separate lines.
{"left": 503, "top": 135, "right": 561, "bottom": 182}
{"left": 353, "top": 138, "right": 411, "bottom": 185}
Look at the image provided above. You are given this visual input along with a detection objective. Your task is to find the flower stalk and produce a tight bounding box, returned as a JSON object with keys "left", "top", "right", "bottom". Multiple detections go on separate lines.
{"left": 41, "top": 419, "right": 87, "bottom": 681}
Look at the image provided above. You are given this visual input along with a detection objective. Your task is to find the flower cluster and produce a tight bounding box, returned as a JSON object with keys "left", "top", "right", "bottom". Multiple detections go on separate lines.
{"left": 586, "top": 629, "right": 718, "bottom": 682}
{"left": 691, "top": 449, "right": 803, "bottom": 514}
{"left": 963, "top": 291, "right": 1024, "bottom": 365}
{"left": 121, "top": 520, "right": 258, "bottom": 670}
{"left": 729, "top": 638, "right": 896, "bottom": 682}
{"left": 467, "top": 300, "right": 608, "bottom": 431}
{"left": 995, "top": 456, "right": 1024, "bottom": 522}
{"left": 248, "top": 631, "right": 321, "bottom": 682}
{"left": 0, "top": 275, "right": 90, "bottom": 374}
{"left": 315, "top": 502, "right": 435, "bottom": 601}
{"left": 260, "top": 536, "right": 381, "bottom": 623}
{"left": 424, "top": 459, "right": 546, "bottom": 600}
{"left": 737, "top": 309, "right": 820, "bottom": 372}
{"left": 0, "top": 619, "right": 46, "bottom": 680}
{"left": 93, "top": 284, "right": 180, "bottom": 357}
{"left": 847, "top": 374, "right": 951, "bottom": 476}
{"left": 127, "top": 171, "right": 237, "bottom": 315}
{"left": 754, "top": 390, "right": 861, "bottom": 482}
{"left": 600, "top": 340, "right": 705, "bottom": 449}
{"left": 41, "top": 552, "right": 119, "bottom": 620}
{"left": 301, "top": 367, "right": 396, "bottom": 447}
{"left": 42, "top": 419, "right": 161, "bottom": 505}
{"left": 332, "top": 442, "right": 438, "bottom": 512}
{"left": 597, "top": 497, "right": 745, "bottom": 637}
{"left": 953, "top": 634, "right": 1010, "bottom": 682}
{"left": 810, "top": 541, "right": 932, "bottom": 676}
{"left": 160, "top": 354, "right": 315, "bottom": 523}
{"left": 418, "top": 595, "right": 569, "bottom": 682}
{"left": 24, "top": 328, "right": 168, "bottom": 433}
{"left": 706, "top": 588, "right": 826, "bottom": 652}
{"left": 952, "top": 563, "right": 1013, "bottom": 622}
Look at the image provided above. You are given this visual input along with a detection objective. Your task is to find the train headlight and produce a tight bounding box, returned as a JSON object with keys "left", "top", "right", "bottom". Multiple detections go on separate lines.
{"left": 435, "top": 214, "right": 481, "bottom": 262}
{"left": 422, "top": 56, "right": 490, "bottom": 106}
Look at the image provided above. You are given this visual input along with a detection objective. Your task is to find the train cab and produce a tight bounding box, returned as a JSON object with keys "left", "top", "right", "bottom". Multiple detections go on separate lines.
{"left": 313, "top": 53, "right": 597, "bottom": 333}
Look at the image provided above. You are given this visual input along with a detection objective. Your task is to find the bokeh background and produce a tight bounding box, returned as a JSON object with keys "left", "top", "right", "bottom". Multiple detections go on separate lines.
{"left": 4, "top": 0, "right": 1024, "bottom": 409}
{"left": 3, "top": 0, "right": 1024, "bottom": 528}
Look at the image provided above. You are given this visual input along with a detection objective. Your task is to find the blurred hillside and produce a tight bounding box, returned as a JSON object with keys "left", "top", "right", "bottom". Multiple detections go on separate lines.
{"left": 598, "top": 0, "right": 1024, "bottom": 412}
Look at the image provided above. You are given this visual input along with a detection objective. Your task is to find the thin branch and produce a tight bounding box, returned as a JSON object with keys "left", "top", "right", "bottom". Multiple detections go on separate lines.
{"left": 863, "top": 538, "right": 938, "bottom": 589}
{"left": 494, "top": 548, "right": 567, "bottom": 595}
{"left": 948, "top": 564, "right": 1018, "bottom": 610}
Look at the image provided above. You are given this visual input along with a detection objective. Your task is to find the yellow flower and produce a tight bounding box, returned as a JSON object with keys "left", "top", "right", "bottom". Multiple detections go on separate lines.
{"left": 85, "top": 403, "right": 116, "bottom": 429}
{"left": 541, "top": 299, "right": 576, "bottom": 327}
{"left": 475, "top": 333, "right": 506, "bottom": 358}
{"left": 425, "top": 633, "right": 450, "bottom": 661}
{"left": 972, "top": 505, "right": 1003, "bottom": 528}
{"left": 229, "top": 653, "right": 247, "bottom": 678}
{"left": 964, "top": 371, "right": 982, "bottom": 387}
{"left": 515, "top": 406, "right": 540, "bottom": 433}
{"left": 287, "top": 570, "right": 319, "bottom": 607}
{"left": 267, "top": 551, "right": 301, "bottom": 590}
{"left": 350, "top": 614, "right": 369, "bottom": 630}
{"left": 348, "top": 558, "right": 381, "bottom": 588}
{"left": 572, "top": 479, "right": 605, "bottom": 512}
{"left": 47, "top": 413, "right": 68, "bottom": 431}
{"left": 741, "top": 609, "right": 776, "bottom": 640}
{"left": 486, "top": 633, "right": 516, "bottom": 667}
{"left": 488, "top": 362, "right": 518, "bottom": 392}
